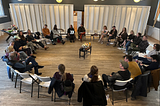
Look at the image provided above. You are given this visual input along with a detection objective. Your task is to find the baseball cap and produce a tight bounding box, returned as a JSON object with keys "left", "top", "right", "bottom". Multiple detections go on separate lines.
{"left": 120, "top": 60, "right": 128, "bottom": 69}
{"left": 14, "top": 36, "right": 20, "bottom": 39}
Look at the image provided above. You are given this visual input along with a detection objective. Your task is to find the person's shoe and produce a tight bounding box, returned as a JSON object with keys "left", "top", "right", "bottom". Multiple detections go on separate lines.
{"left": 70, "top": 41, "right": 72, "bottom": 43}
{"left": 45, "top": 47, "right": 49, "bottom": 50}
{"left": 73, "top": 40, "right": 75, "bottom": 43}
{"left": 106, "top": 42, "right": 109, "bottom": 46}
{"left": 52, "top": 43, "right": 56, "bottom": 45}
{"left": 131, "top": 97, "right": 136, "bottom": 100}
{"left": 62, "top": 41, "right": 65, "bottom": 45}
{"left": 123, "top": 51, "right": 127, "bottom": 54}
{"left": 28, "top": 69, "right": 32, "bottom": 73}
{"left": 31, "top": 55, "right": 36, "bottom": 58}
{"left": 32, "top": 50, "right": 37, "bottom": 54}
{"left": 36, "top": 73, "right": 42, "bottom": 75}
{"left": 38, "top": 65, "right": 44, "bottom": 68}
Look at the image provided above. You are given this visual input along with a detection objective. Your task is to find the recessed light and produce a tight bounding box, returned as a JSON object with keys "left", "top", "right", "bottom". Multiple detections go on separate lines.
{"left": 18, "top": 0, "right": 22, "bottom": 1}
{"left": 94, "top": 0, "right": 98, "bottom": 1}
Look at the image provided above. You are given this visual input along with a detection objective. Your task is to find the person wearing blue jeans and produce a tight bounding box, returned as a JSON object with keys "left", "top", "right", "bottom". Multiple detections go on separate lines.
{"left": 125, "top": 41, "right": 131, "bottom": 51}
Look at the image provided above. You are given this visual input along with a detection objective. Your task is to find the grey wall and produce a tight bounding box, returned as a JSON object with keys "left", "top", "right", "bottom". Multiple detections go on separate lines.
{"left": 0, "top": 0, "right": 11, "bottom": 24}
{"left": 2, "top": 0, "right": 159, "bottom": 28}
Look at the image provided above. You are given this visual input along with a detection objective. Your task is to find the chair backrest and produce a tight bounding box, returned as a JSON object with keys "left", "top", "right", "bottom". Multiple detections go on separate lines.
{"left": 34, "top": 74, "right": 51, "bottom": 82}
{"left": 114, "top": 78, "right": 133, "bottom": 86}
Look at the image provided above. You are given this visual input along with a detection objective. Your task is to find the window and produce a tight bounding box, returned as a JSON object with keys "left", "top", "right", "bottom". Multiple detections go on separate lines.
{"left": 0, "top": 0, "right": 4, "bottom": 16}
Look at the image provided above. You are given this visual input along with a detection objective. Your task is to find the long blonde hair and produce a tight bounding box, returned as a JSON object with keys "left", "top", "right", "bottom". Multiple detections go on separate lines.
{"left": 58, "top": 64, "right": 66, "bottom": 81}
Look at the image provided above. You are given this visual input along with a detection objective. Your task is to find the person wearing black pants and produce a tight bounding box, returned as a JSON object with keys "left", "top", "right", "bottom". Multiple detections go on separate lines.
{"left": 7, "top": 52, "right": 43, "bottom": 75}
{"left": 67, "top": 25, "right": 75, "bottom": 43}
{"left": 26, "top": 29, "right": 49, "bottom": 50}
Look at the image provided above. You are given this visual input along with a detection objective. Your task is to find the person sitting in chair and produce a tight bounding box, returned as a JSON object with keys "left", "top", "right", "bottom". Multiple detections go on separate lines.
{"left": 83, "top": 65, "right": 102, "bottom": 82}
{"left": 124, "top": 55, "right": 142, "bottom": 79}
{"left": 107, "top": 26, "right": 117, "bottom": 45}
{"left": 67, "top": 25, "right": 75, "bottom": 43}
{"left": 48, "top": 64, "right": 74, "bottom": 98}
{"left": 78, "top": 24, "right": 86, "bottom": 42}
{"left": 7, "top": 52, "right": 43, "bottom": 75}
{"left": 42, "top": 24, "right": 56, "bottom": 45}
{"left": 51, "top": 24, "right": 65, "bottom": 45}
{"left": 139, "top": 55, "right": 159, "bottom": 71}
{"left": 128, "top": 36, "right": 149, "bottom": 55}
{"left": 26, "top": 29, "right": 49, "bottom": 50}
{"left": 98, "top": 26, "right": 109, "bottom": 44}
{"left": 102, "top": 60, "right": 131, "bottom": 89}
{"left": 113, "top": 27, "right": 128, "bottom": 47}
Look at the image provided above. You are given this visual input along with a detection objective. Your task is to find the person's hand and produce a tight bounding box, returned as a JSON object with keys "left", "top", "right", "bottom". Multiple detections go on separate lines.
{"left": 26, "top": 41, "right": 28, "bottom": 43}
{"left": 19, "top": 46, "right": 22, "bottom": 50}
{"left": 144, "top": 55, "right": 147, "bottom": 58}
{"left": 136, "top": 45, "right": 138, "bottom": 47}
{"left": 131, "top": 40, "right": 133, "bottom": 42}
{"left": 110, "top": 75, "right": 112, "bottom": 77}
{"left": 109, "top": 34, "right": 112, "bottom": 36}
{"left": 17, "top": 53, "right": 20, "bottom": 56}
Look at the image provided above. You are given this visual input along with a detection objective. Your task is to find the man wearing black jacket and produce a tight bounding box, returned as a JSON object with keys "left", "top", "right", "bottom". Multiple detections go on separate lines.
{"left": 102, "top": 60, "right": 131, "bottom": 89}
{"left": 67, "top": 25, "right": 75, "bottom": 43}
{"left": 107, "top": 26, "right": 117, "bottom": 45}
{"left": 128, "top": 36, "right": 149, "bottom": 54}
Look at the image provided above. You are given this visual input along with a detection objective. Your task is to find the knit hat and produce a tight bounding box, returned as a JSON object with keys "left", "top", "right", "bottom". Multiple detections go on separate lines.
{"left": 120, "top": 60, "right": 129, "bottom": 69}
{"left": 6, "top": 46, "right": 13, "bottom": 53}
{"left": 14, "top": 36, "right": 20, "bottom": 39}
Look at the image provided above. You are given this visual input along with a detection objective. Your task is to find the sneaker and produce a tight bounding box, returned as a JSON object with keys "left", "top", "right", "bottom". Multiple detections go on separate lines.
{"left": 117, "top": 47, "right": 122, "bottom": 50}
{"left": 123, "top": 51, "right": 127, "bottom": 54}
{"left": 38, "top": 65, "right": 44, "bottom": 68}
{"left": 52, "top": 43, "right": 56, "bottom": 45}
{"left": 106, "top": 42, "right": 109, "bottom": 46}
{"left": 62, "top": 41, "right": 65, "bottom": 45}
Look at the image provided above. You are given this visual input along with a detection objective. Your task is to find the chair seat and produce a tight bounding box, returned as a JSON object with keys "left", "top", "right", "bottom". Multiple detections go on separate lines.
{"left": 113, "top": 88, "right": 127, "bottom": 92}
{"left": 39, "top": 81, "right": 51, "bottom": 88}
{"left": 21, "top": 78, "right": 33, "bottom": 84}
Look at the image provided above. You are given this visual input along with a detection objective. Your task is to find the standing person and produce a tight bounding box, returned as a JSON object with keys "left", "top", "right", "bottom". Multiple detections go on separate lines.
{"left": 67, "top": 25, "right": 75, "bottom": 43}
{"left": 107, "top": 26, "right": 117, "bottom": 45}
{"left": 78, "top": 24, "right": 86, "bottom": 42}
{"left": 102, "top": 60, "right": 131, "bottom": 89}
{"left": 18, "top": 31, "right": 36, "bottom": 54}
{"left": 42, "top": 24, "right": 56, "bottom": 45}
{"left": 98, "top": 26, "right": 109, "bottom": 44}
{"left": 51, "top": 24, "right": 65, "bottom": 45}
{"left": 83, "top": 65, "right": 102, "bottom": 82}
{"left": 26, "top": 29, "right": 49, "bottom": 50}
{"left": 113, "top": 27, "right": 128, "bottom": 47}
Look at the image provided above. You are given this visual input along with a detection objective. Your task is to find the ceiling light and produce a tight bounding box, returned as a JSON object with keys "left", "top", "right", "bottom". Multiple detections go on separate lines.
{"left": 94, "top": 0, "right": 98, "bottom": 1}
{"left": 18, "top": 0, "right": 22, "bottom": 1}
{"left": 134, "top": 0, "right": 141, "bottom": 3}
{"left": 56, "top": 0, "right": 63, "bottom": 3}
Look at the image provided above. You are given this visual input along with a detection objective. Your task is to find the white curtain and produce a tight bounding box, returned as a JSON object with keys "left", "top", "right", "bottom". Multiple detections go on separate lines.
{"left": 9, "top": 4, "right": 74, "bottom": 33}
{"left": 84, "top": 5, "right": 150, "bottom": 35}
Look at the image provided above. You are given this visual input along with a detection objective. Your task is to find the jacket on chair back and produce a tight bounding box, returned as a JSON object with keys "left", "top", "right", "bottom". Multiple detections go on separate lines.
{"left": 78, "top": 81, "right": 107, "bottom": 106}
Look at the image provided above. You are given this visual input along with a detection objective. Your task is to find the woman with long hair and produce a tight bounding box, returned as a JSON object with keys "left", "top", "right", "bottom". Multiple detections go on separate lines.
{"left": 83, "top": 65, "right": 102, "bottom": 82}
{"left": 51, "top": 24, "right": 65, "bottom": 44}
{"left": 18, "top": 31, "right": 36, "bottom": 54}
{"left": 98, "top": 26, "right": 109, "bottom": 44}
{"left": 26, "top": 29, "right": 49, "bottom": 50}
{"left": 113, "top": 27, "right": 128, "bottom": 47}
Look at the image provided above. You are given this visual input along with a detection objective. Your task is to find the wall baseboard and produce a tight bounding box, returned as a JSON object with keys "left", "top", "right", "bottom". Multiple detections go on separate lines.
{"left": 146, "top": 25, "right": 160, "bottom": 41}
{"left": 0, "top": 21, "right": 13, "bottom": 36}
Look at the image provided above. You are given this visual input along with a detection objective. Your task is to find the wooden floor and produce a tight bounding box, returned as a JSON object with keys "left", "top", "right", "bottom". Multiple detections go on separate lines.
{"left": 0, "top": 34, "right": 159, "bottom": 106}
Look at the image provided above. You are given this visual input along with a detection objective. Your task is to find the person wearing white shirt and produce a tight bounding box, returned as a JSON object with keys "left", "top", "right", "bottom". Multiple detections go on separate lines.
{"left": 98, "top": 26, "right": 109, "bottom": 44}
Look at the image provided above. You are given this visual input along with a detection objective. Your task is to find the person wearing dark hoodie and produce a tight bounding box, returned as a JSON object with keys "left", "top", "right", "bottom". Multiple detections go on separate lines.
{"left": 67, "top": 25, "right": 75, "bottom": 43}
{"left": 102, "top": 60, "right": 131, "bottom": 89}
{"left": 140, "top": 55, "right": 159, "bottom": 71}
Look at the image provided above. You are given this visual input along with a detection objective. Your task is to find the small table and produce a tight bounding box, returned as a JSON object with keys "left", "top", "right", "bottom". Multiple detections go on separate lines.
{"left": 79, "top": 46, "right": 92, "bottom": 59}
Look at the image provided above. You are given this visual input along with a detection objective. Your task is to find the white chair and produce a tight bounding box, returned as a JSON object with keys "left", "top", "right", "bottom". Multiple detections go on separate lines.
{"left": 19, "top": 73, "right": 38, "bottom": 97}
{"left": 85, "top": 29, "right": 92, "bottom": 40}
{"left": 34, "top": 74, "right": 52, "bottom": 100}
{"left": 111, "top": 78, "right": 133, "bottom": 105}
{"left": 93, "top": 30, "right": 101, "bottom": 41}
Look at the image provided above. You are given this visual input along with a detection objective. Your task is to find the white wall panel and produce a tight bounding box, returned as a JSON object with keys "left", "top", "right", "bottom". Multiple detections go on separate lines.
{"left": 98, "top": 6, "right": 104, "bottom": 32}
{"left": 9, "top": 4, "right": 73, "bottom": 33}
{"left": 19, "top": 4, "right": 28, "bottom": 31}
{"left": 30, "top": 4, "right": 37, "bottom": 32}
{"left": 25, "top": 4, "right": 33, "bottom": 31}
{"left": 34, "top": 4, "right": 42, "bottom": 32}
{"left": 84, "top": 5, "right": 150, "bottom": 35}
